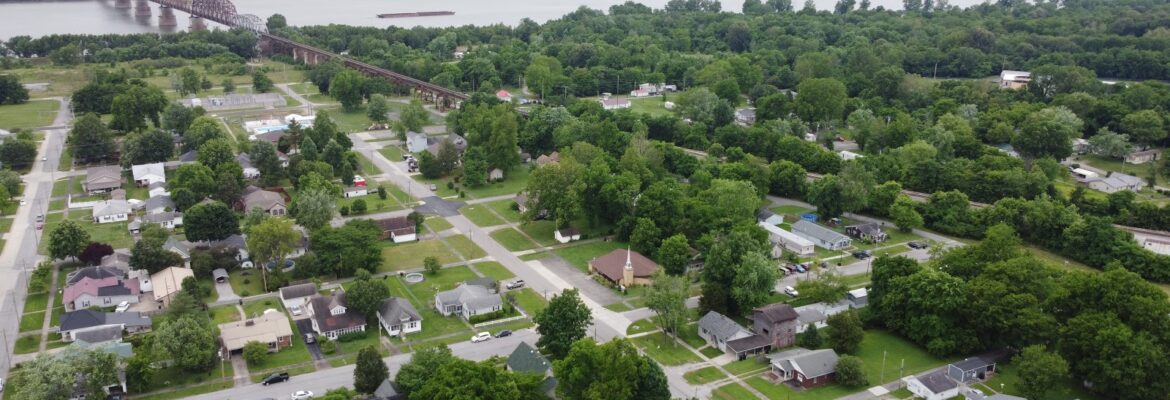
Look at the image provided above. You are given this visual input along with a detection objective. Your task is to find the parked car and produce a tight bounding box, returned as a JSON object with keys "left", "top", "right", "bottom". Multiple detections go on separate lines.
{"left": 471, "top": 332, "right": 492, "bottom": 343}
{"left": 303, "top": 333, "right": 315, "bottom": 344}
{"left": 495, "top": 330, "right": 513, "bottom": 338}
{"left": 794, "top": 264, "right": 807, "bottom": 273}
{"left": 907, "top": 241, "right": 928, "bottom": 249}
{"left": 784, "top": 286, "right": 799, "bottom": 297}
{"left": 261, "top": 372, "right": 289, "bottom": 386}
{"left": 505, "top": 280, "right": 525, "bottom": 290}
{"left": 290, "top": 390, "right": 314, "bottom": 400}
{"left": 853, "top": 250, "right": 872, "bottom": 259}
{"left": 115, "top": 301, "right": 130, "bottom": 313}
{"left": 429, "top": 184, "right": 438, "bottom": 191}
{"left": 35, "top": 214, "right": 43, "bottom": 223}
{"left": 36, "top": 222, "right": 43, "bottom": 230}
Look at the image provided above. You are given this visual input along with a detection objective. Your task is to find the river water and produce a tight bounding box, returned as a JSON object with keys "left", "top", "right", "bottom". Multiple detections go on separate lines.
{"left": 0, "top": 0, "right": 984, "bottom": 39}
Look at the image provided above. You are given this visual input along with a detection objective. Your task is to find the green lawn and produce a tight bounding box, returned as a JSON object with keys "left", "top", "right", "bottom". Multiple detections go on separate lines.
{"left": 242, "top": 298, "right": 283, "bottom": 319}
{"left": 724, "top": 357, "right": 771, "bottom": 376}
{"left": 463, "top": 166, "right": 530, "bottom": 199}
{"left": 379, "top": 145, "right": 404, "bottom": 161}
{"left": 8, "top": 66, "right": 91, "bottom": 99}
{"left": 0, "top": 100, "right": 59, "bottom": 130}
{"left": 45, "top": 332, "right": 67, "bottom": 350}
{"left": 14, "top": 334, "right": 40, "bottom": 354}
{"left": 485, "top": 199, "right": 523, "bottom": 223}
{"left": 632, "top": 331, "right": 702, "bottom": 366}
{"left": 209, "top": 305, "right": 242, "bottom": 325}
{"left": 446, "top": 235, "right": 487, "bottom": 259}
{"left": 19, "top": 311, "right": 44, "bottom": 332}
{"left": 474, "top": 262, "right": 515, "bottom": 281}
{"left": 51, "top": 178, "right": 72, "bottom": 197}
{"left": 23, "top": 292, "right": 47, "bottom": 313}
{"left": 228, "top": 269, "right": 268, "bottom": 297}
{"left": 605, "top": 302, "right": 632, "bottom": 312}
{"left": 519, "top": 252, "right": 551, "bottom": 261}
{"left": 423, "top": 216, "right": 453, "bottom": 233}
{"left": 134, "top": 381, "right": 234, "bottom": 400}
{"left": 627, "top": 318, "right": 657, "bottom": 335}
{"left": 553, "top": 240, "right": 626, "bottom": 273}
{"left": 410, "top": 308, "right": 472, "bottom": 341}
{"left": 770, "top": 205, "right": 814, "bottom": 217}
{"left": 50, "top": 306, "right": 64, "bottom": 327}
{"left": 248, "top": 318, "right": 313, "bottom": 370}
{"left": 700, "top": 346, "right": 724, "bottom": 358}
{"left": 983, "top": 362, "right": 1101, "bottom": 400}
{"left": 355, "top": 152, "right": 381, "bottom": 176}
{"left": 461, "top": 204, "right": 506, "bottom": 227}
{"left": 684, "top": 366, "right": 729, "bottom": 385}
{"left": 141, "top": 362, "right": 235, "bottom": 396}
{"left": 319, "top": 107, "right": 373, "bottom": 132}
{"left": 1077, "top": 154, "right": 1168, "bottom": 187}
{"left": 746, "top": 375, "right": 857, "bottom": 400}
{"left": 856, "top": 330, "right": 952, "bottom": 385}
{"left": 379, "top": 240, "right": 462, "bottom": 272}
{"left": 629, "top": 97, "right": 672, "bottom": 117}
{"left": 508, "top": 288, "right": 547, "bottom": 315}
{"left": 517, "top": 221, "right": 559, "bottom": 246}
{"left": 490, "top": 228, "right": 540, "bottom": 251}
{"left": 677, "top": 323, "right": 707, "bottom": 348}
{"left": 412, "top": 175, "right": 460, "bottom": 198}
{"left": 337, "top": 193, "right": 406, "bottom": 214}
{"left": 38, "top": 215, "right": 135, "bottom": 253}
{"left": 851, "top": 228, "right": 922, "bottom": 251}
{"left": 712, "top": 383, "right": 758, "bottom": 400}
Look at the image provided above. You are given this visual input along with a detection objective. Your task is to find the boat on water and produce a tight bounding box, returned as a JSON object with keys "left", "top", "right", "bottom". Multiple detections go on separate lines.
{"left": 378, "top": 11, "right": 455, "bottom": 18}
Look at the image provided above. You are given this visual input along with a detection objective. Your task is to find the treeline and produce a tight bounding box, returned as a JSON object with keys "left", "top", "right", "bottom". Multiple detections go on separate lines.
{"left": 1, "top": 29, "right": 257, "bottom": 62}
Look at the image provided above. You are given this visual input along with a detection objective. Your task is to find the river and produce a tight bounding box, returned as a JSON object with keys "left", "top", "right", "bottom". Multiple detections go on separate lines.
{"left": 0, "top": 0, "right": 985, "bottom": 39}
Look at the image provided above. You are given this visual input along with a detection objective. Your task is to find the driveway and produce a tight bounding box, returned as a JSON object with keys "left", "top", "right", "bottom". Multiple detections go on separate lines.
{"left": 294, "top": 319, "right": 325, "bottom": 362}
{"left": 215, "top": 281, "right": 239, "bottom": 302}
{"left": 532, "top": 255, "right": 622, "bottom": 306}
{"left": 415, "top": 196, "right": 464, "bottom": 217}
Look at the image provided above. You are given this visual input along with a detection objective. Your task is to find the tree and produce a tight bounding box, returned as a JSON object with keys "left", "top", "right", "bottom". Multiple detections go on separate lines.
{"left": 835, "top": 356, "right": 868, "bottom": 387}
{"left": 796, "top": 270, "right": 849, "bottom": 303}
{"left": 354, "top": 345, "right": 389, "bottom": 393}
{"left": 243, "top": 341, "right": 268, "bottom": 365}
{"left": 534, "top": 289, "right": 592, "bottom": 359}
{"left": 0, "top": 139, "right": 37, "bottom": 168}
{"left": 184, "top": 116, "right": 227, "bottom": 152}
{"left": 554, "top": 339, "right": 670, "bottom": 400}
{"left": 424, "top": 256, "right": 441, "bottom": 275}
{"left": 123, "top": 129, "right": 175, "bottom": 165}
{"left": 1013, "top": 106, "right": 1083, "bottom": 165}
{"left": 646, "top": 272, "right": 688, "bottom": 340}
{"left": 397, "top": 99, "right": 431, "bottom": 138}
{"left": 49, "top": 44, "right": 81, "bottom": 65}
{"left": 0, "top": 74, "right": 30, "bottom": 105}
{"left": 1121, "top": 109, "right": 1166, "bottom": 147}
{"left": 630, "top": 218, "right": 662, "bottom": 257}
{"left": 78, "top": 242, "right": 114, "bottom": 265}
{"left": 8, "top": 346, "right": 119, "bottom": 400}
{"left": 524, "top": 158, "right": 586, "bottom": 227}
{"left": 1016, "top": 345, "right": 1069, "bottom": 400}
{"left": 294, "top": 189, "right": 335, "bottom": 230}
{"left": 798, "top": 324, "right": 822, "bottom": 348}
{"left": 222, "top": 78, "right": 236, "bottom": 94}
{"left": 769, "top": 160, "right": 807, "bottom": 197}
{"left": 330, "top": 70, "right": 366, "bottom": 112}
{"left": 411, "top": 358, "right": 541, "bottom": 400}
{"left": 347, "top": 273, "right": 390, "bottom": 323}
{"left": 179, "top": 68, "right": 201, "bottom": 96}
{"left": 184, "top": 201, "right": 240, "bottom": 241}
{"left": 266, "top": 13, "right": 287, "bottom": 30}
{"left": 252, "top": 71, "right": 274, "bottom": 93}
{"left": 731, "top": 252, "right": 780, "bottom": 312}
{"left": 889, "top": 195, "right": 923, "bottom": 232}
{"left": 154, "top": 314, "right": 218, "bottom": 371}
{"left": 309, "top": 219, "right": 382, "bottom": 277}
{"left": 808, "top": 174, "right": 866, "bottom": 219}
{"left": 367, "top": 94, "right": 390, "bottom": 125}
{"left": 1087, "top": 128, "right": 1133, "bottom": 159}
{"left": 396, "top": 345, "right": 455, "bottom": 397}
{"left": 70, "top": 113, "right": 115, "bottom": 163}
{"left": 246, "top": 217, "right": 300, "bottom": 289}
{"left": 487, "top": 112, "right": 521, "bottom": 171}
{"left": 657, "top": 234, "right": 691, "bottom": 275}
{"left": 795, "top": 78, "right": 847, "bottom": 122}
{"left": 110, "top": 84, "right": 167, "bottom": 132}
{"left": 827, "top": 310, "right": 865, "bottom": 354}
{"left": 250, "top": 140, "right": 284, "bottom": 186}
{"left": 130, "top": 231, "right": 184, "bottom": 274}
{"left": 48, "top": 220, "right": 89, "bottom": 260}
{"left": 197, "top": 138, "right": 234, "bottom": 170}
{"left": 435, "top": 140, "right": 460, "bottom": 176}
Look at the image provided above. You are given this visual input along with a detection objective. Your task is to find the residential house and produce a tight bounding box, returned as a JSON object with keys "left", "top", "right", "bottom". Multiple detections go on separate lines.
{"left": 792, "top": 220, "right": 852, "bottom": 250}
{"left": 1125, "top": 148, "right": 1161, "bottom": 164}
{"left": 63, "top": 276, "right": 140, "bottom": 311}
{"left": 130, "top": 163, "right": 166, "bottom": 186}
{"left": 279, "top": 282, "right": 318, "bottom": 311}
{"left": 308, "top": 291, "right": 367, "bottom": 339}
{"left": 150, "top": 266, "right": 194, "bottom": 307}
{"left": 947, "top": 356, "right": 996, "bottom": 383}
{"left": 599, "top": 97, "right": 631, "bottom": 110}
{"left": 844, "top": 223, "right": 888, "bottom": 242}
{"left": 752, "top": 303, "right": 799, "bottom": 349}
{"left": 630, "top": 87, "right": 652, "bottom": 97}
{"left": 534, "top": 152, "right": 560, "bottom": 167}
{"left": 847, "top": 288, "right": 868, "bottom": 307}
{"left": 353, "top": 175, "right": 366, "bottom": 187}
{"left": 251, "top": 130, "right": 285, "bottom": 145}
{"left": 506, "top": 342, "right": 557, "bottom": 395}
{"left": 735, "top": 108, "right": 756, "bottom": 125}
{"left": 488, "top": 168, "right": 504, "bottom": 181}
{"left": 277, "top": 151, "right": 290, "bottom": 168}
{"left": 839, "top": 150, "right": 863, "bottom": 161}
{"left": 143, "top": 195, "right": 175, "bottom": 214}
{"left": 242, "top": 186, "right": 287, "bottom": 216}
{"left": 453, "top": 45, "right": 469, "bottom": 59}
{"left": 66, "top": 266, "right": 124, "bottom": 286}
{"left": 374, "top": 379, "right": 406, "bottom": 400}
{"left": 377, "top": 217, "right": 417, "bottom": 243}
{"left": 237, "top": 153, "right": 261, "bottom": 179}
{"left": 554, "top": 227, "right": 580, "bottom": 244}
{"left": 496, "top": 90, "right": 512, "bottom": 102}
{"left": 110, "top": 188, "right": 127, "bottom": 200}
{"left": 998, "top": 70, "right": 1031, "bottom": 89}
{"left": 1073, "top": 138, "right": 1090, "bottom": 154}
{"left": 92, "top": 200, "right": 132, "bottom": 224}
{"left": 588, "top": 248, "right": 658, "bottom": 287}
{"left": 285, "top": 113, "right": 316, "bottom": 128}
{"left": 757, "top": 209, "right": 784, "bottom": 226}
{"left": 162, "top": 237, "right": 191, "bottom": 267}
{"left": 406, "top": 132, "right": 429, "bottom": 154}
{"left": 148, "top": 181, "right": 169, "bottom": 198}
{"left": 178, "top": 150, "right": 198, "bottom": 164}
{"left": 515, "top": 193, "right": 530, "bottom": 213}
{"left": 434, "top": 280, "right": 503, "bottom": 320}
{"left": 95, "top": 249, "right": 131, "bottom": 272}
{"left": 207, "top": 234, "right": 250, "bottom": 264}
{"left": 343, "top": 186, "right": 369, "bottom": 198}
{"left": 425, "top": 134, "right": 468, "bottom": 157}
{"left": 759, "top": 222, "right": 815, "bottom": 256}
{"left": 376, "top": 297, "right": 422, "bottom": 337}
{"left": 904, "top": 371, "right": 960, "bottom": 400}
{"left": 84, "top": 166, "right": 122, "bottom": 194}
{"left": 142, "top": 211, "right": 183, "bottom": 229}
{"left": 218, "top": 312, "right": 294, "bottom": 353}
{"left": 698, "top": 311, "right": 772, "bottom": 360}
{"left": 1087, "top": 172, "right": 1145, "bottom": 193}
{"left": 1143, "top": 238, "right": 1170, "bottom": 256}
{"left": 769, "top": 348, "right": 840, "bottom": 388}
{"left": 70, "top": 325, "right": 124, "bottom": 345}
{"left": 1071, "top": 168, "right": 1099, "bottom": 181}
{"left": 58, "top": 310, "right": 151, "bottom": 342}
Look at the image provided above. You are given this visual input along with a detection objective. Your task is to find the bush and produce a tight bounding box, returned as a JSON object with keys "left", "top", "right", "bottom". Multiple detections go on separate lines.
{"left": 336, "top": 330, "right": 368, "bottom": 342}
{"left": 319, "top": 337, "right": 337, "bottom": 354}
{"left": 467, "top": 305, "right": 515, "bottom": 324}
{"left": 339, "top": 205, "right": 350, "bottom": 216}
{"left": 446, "top": 181, "right": 455, "bottom": 190}
{"left": 242, "top": 341, "right": 268, "bottom": 365}
{"left": 242, "top": 278, "right": 250, "bottom": 285}
{"left": 351, "top": 199, "right": 367, "bottom": 214}
{"left": 28, "top": 262, "right": 52, "bottom": 293}
{"left": 835, "top": 355, "right": 868, "bottom": 387}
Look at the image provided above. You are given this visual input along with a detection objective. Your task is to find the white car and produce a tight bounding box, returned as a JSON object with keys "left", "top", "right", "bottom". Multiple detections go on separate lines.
{"left": 114, "top": 301, "right": 130, "bottom": 312}
{"left": 471, "top": 332, "right": 491, "bottom": 343}
{"left": 784, "top": 286, "right": 799, "bottom": 297}
{"left": 291, "top": 390, "right": 314, "bottom": 400}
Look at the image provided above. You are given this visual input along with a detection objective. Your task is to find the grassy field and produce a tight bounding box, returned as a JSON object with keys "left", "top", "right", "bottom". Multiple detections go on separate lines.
{"left": 337, "top": 193, "right": 407, "bottom": 214}
{"left": 14, "top": 335, "right": 40, "bottom": 354}
{"left": 228, "top": 269, "right": 267, "bottom": 297}
{"left": 485, "top": 199, "right": 523, "bottom": 223}
{"left": 463, "top": 166, "right": 531, "bottom": 198}
{"left": 632, "top": 331, "right": 702, "bottom": 366}
{"left": 712, "top": 383, "right": 757, "bottom": 400}
{"left": 447, "top": 235, "right": 487, "bottom": 259}
{"left": 724, "top": 357, "right": 771, "bottom": 376}
{"left": 856, "top": 330, "right": 952, "bottom": 385}
{"left": 38, "top": 214, "right": 135, "bottom": 253}
{"left": 746, "top": 375, "right": 857, "bottom": 400}
{"left": 19, "top": 311, "right": 44, "bottom": 332}
{"left": 379, "top": 145, "right": 404, "bottom": 161}
{"left": 0, "top": 99, "right": 57, "bottom": 131}
{"left": 8, "top": 66, "right": 90, "bottom": 98}
{"left": 242, "top": 298, "right": 283, "bottom": 318}
{"left": 508, "top": 288, "right": 548, "bottom": 315}
{"left": 209, "top": 305, "right": 242, "bottom": 325}
{"left": 699, "top": 346, "right": 724, "bottom": 358}
{"left": 553, "top": 240, "right": 626, "bottom": 272}
{"left": 517, "top": 221, "right": 560, "bottom": 246}
{"left": 684, "top": 366, "right": 728, "bottom": 384}
{"left": 982, "top": 362, "right": 1101, "bottom": 400}
{"left": 474, "top": 262, "right": 515, "bottom": 281}
{"left": 630, "top": 97, "right": 673, "bottom": 117}
{"left": 423, "top": 216, "right": 453, "bottom": 232}
{"left": 22, "top": 292, "right": 47, "bottom": 313}
{"left": 626, "top": 318, "right": 657, "bottom": 335}
{"left": 461, "top": 204, "right": 506, "bottom": 227}
{"left": 318, "top": 107, "right": 372, "bottom": 133}
{"left": 490, "top": 228, "right": 540, "bottom": 251}
{"left": 379, "top": 239, "right": 462, "bottom": 272}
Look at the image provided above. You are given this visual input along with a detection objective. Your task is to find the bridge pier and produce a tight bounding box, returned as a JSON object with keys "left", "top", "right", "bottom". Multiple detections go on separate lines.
{"left": 189, "top": 15, "right": 207, "bottom": 31}
{"left": 158, "top": 5, "right": 177, "bottom": 27}
{"left": 114, "top": 0, "right": 131, "bottom": 9}
{"left": 134, "top": 0, "right": 151, "bottom": 18}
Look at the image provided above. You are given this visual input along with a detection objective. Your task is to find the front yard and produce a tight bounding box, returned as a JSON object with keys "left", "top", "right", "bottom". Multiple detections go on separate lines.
{"left": 552, "top": 240, "right": 627, "bottom": 273}
{"left": 632, "top": 331, "right": 702, "bottom": 366}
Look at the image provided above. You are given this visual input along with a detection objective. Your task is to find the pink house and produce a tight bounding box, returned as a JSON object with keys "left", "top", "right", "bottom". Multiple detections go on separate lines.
{"left": 496, "top": 90, "right": 513, "bottom": 102}
{"left": 63, "top": 277, "right": 140, "bottom": 311}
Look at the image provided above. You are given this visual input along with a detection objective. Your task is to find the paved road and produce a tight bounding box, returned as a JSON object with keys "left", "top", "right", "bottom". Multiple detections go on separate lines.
{"left": 186, "top": 329, "right": 540, "bottom": 400}
{"left": 0, "top": 97, "right": 71, "bottom": 376}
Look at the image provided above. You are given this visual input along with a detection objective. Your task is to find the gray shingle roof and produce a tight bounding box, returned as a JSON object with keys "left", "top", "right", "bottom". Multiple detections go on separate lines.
{"left": 771, "top": 348, "right": 839, "bottom": 379}
{"left": 726, "top": 334, "right": 772, "bottom": 353}
{"left": 143, "top": 211, "right": 181, "bottom": 223}
{"left": 754, "top": 303, "right": 799, "bottom": 324}
{"left": 915, "top": 370, "right": 958, "bottom": 394}
{"left": 951, "top": 356, "right": 993, "bottom": 372}
{"left": 71, "top": 325, "right": 123, "bottom": 344}
{"left": 698, "top": 311, "right": 750, "bottom": 342}
{"left": 92, "top": 200, "right": 131, "bottom": 217}
{"left": 144, "top": 195, "right": 175, "bottom": 212}
{"left": 59, "top": 310, "right": 151, "bottom": 332}
{"left": 280, "top": 283, "right": 318, "bottom": 300}
{"left": 378, "top": 297, "right": 422, "bottom": 325}
{"left": 436, "top": 285, "right": 501, "bottom": 311}
{"left": 66, "top": 266, "right": 123, "bottom": 286}
{"left": 792, "top": 220, "right": 850, "bottom": 244}
{"left": 507, "top": 341, "right": 551, "bottom": 375}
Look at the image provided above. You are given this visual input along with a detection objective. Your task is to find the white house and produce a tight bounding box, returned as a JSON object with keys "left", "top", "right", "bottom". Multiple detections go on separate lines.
{"left": 279, "top": 283, "right": 318, "bottom": 314}
{"left": 147, "top": 181, "right": 169, "bottom": 198}
{"left": 1143, "top": 238, "right": 1170, "bottom": 256}
{"left": 1087, "top": 172, "right": 1145, "bottom": 193}
{"left": 792, "top": 220, "right": 851, "bottom": 250}
{"left": 697, "top": 311, "right": 754, "bottom": 352}
{"left": 308, "top": 291, "right": 366, "bottom": 339}
{"left": 377, "top": 297, "right": 422, "bottom": 337}
{"left": 998, "top": 70, "right": 1031, "bottom": 90}
{"left": 92, "top": 200, "right": 131, "bottom": 224}
{"left": 406, "top": 132, "right": 429, "bottom": 154}
{"left": 434, "top": 281, "right": 502, "bottom": 320}
{"left": 284, "top": 113, "right": 315, "bottom": 128}
{"left": 757, "top": 209, "right": 784, "bottom": 226}
{"left": 130, "top": 163, "right": 166, "bottom": 187}
{"left": 839, "top": 150, "right": 863, "bottom": 161}
{"left": 1071, "top": 168, "right": 1099, "bottom": 181}
{"left": 599, "top": 97, "right": 631, "bottom": 110}
{"left": 759, "top": 222, "right": 815, "bottom": 256}
{"left": 554, "top": 227, "right": 581, "bottom": 244}
{"left": 343, "top": 187, "right": 369, "bottom": 198}
{"left": 236, "top": 153, "right": 260, "bottom": 179}
{"left": 904, "top": 371, "right": 961, "bottom": 400}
